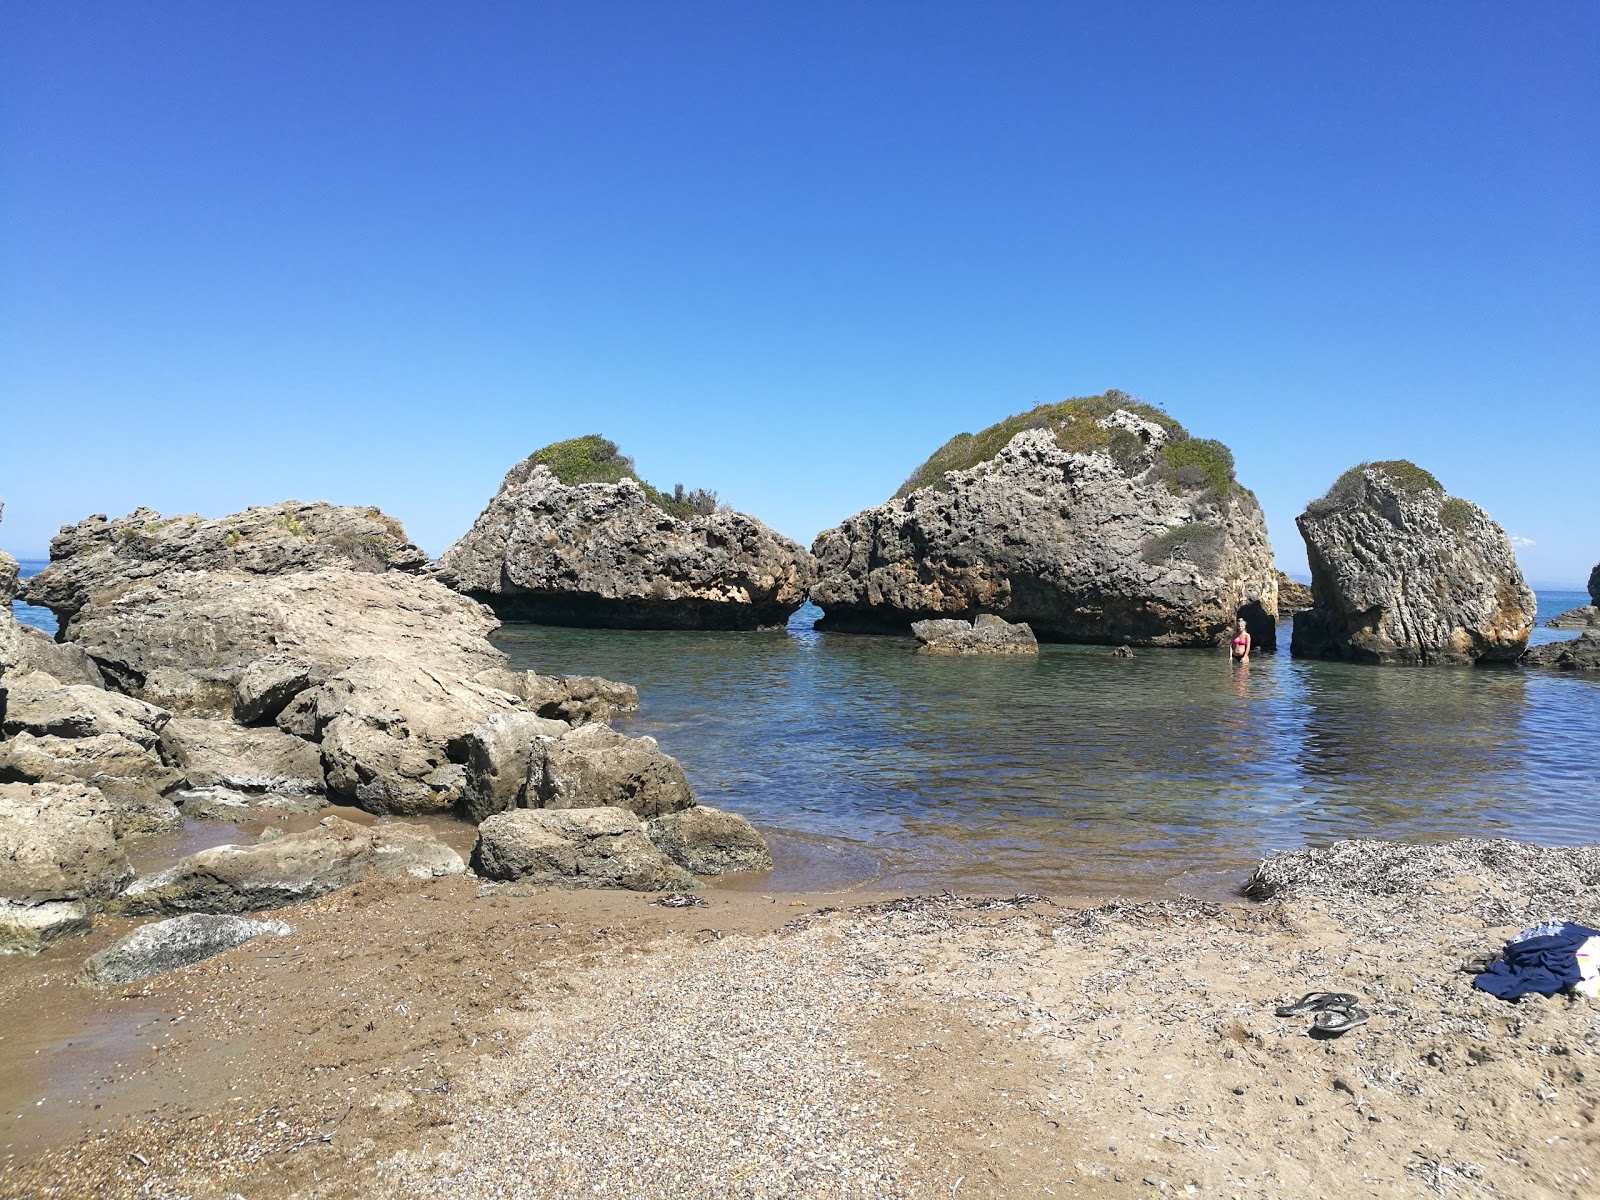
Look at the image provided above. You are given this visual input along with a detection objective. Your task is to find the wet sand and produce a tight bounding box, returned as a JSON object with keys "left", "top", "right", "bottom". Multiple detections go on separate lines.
{"left": 2, "top": 843, "right": 1596, "bottom": 1199}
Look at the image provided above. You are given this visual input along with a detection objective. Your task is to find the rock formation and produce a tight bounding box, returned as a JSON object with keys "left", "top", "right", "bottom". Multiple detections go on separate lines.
{"left": 646, "top": 806, "right": 773, "bottom": 875}
{"left": 809, "top": 393, "right": 1279, "bottom": 648}
{"left": 1545, "top": 563, "right": 1600, "bottom": 630}
{"left": 81, "top": 914, "right": 293, "bottom": 987}
{"left": 1275, "top": 572, "right": 1313, "bottom": 622}
{"left": 433, "top": 436, "right": 814, "bottom": 630}
{"left": 0, "top": 781, "right": 133, "bottom": 952}
{"left": 1522, "top": 630, "right": 1600, "bottom": 672}
{"left": 1291, "top": 462, "right": 1535, "bottom": 666}
{"left": 911, "top": 615, "right": 1038, "bottom": 656}
{"left": 471, "top": 807, "right": 698, "bottom": 891}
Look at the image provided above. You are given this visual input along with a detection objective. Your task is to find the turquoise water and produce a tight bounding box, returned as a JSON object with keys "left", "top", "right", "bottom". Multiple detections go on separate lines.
{"left": 495, "top": 593, "right": 1600, "bottom": 897}
{"left": 12, "top": 561, "right": 1597, "bottom": 897}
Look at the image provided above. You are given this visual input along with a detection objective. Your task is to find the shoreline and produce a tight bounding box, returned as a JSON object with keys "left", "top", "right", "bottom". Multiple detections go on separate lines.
{"left": 3, "top": 837, "right": 1596, "bottom": 1199}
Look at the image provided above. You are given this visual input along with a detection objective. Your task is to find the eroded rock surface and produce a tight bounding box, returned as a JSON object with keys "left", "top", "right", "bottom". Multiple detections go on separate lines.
{"left": 0, "top": 782, "right": 132, "bottom": 952}
{"left": 811, "top": 398, "right": 1278, "bottom": 647}
{"left": 81, "top": 914, "right": 293, "bottom": 986}
{"left": 1291, "top": 463, "right": 1535, "bottom": 666}
{"left": 646, "top": 806, "right": 773, "bottom": 875}
{"left": 911, "top": 615, "right": 1038, "bottom": 656}
{"left": 1522, "top": 630, "right": 1600, "bottom": 672}
{"left": 1275, "top": 572, "right": 1313, "bottom": 622}
{"left": 540, "top": 724, "right": 697, "bottom": 818}
{"left": 2, "top": 674, "right": 169, "bottom": 747}
{"left": 433, "top": 450, "right": 814, "bottom": 630}
{"left": 472, "top": 807, "right": 696, "bottom": 891}
{"left": 159, "top": 718, "right": 325, "bottom": 797}
{"left": 0, "top": 733, "right": 183, "bottom": 836}
{"left": 1546, "top": 606, "right": 1600, "bottom": 630}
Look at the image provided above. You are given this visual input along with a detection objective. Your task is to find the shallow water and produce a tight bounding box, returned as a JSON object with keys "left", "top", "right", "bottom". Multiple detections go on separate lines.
{"left": 495, "top": 594, "right": 1600, "bottom": 898}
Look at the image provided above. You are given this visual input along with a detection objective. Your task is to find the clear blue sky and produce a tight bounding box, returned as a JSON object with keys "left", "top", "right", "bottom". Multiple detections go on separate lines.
{"left": 3, "top": 3, "right": 1596, "bottom": 585}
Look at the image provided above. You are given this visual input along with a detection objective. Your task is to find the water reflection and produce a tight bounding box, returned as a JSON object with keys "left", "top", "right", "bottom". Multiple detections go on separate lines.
{"left": 488, "top": 606, "right": 1598, "bottom": 898}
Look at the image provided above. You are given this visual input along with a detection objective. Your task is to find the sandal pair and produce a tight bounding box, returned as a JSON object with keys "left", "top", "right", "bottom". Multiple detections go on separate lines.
{"left": 1275, "top": 991, "right": 1369, "bottom": 1034}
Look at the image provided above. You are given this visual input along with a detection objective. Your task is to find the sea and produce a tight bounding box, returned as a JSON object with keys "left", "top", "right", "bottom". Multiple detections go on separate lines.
{"left": 11, "top": 562, "right": 1599, "bottom": 897}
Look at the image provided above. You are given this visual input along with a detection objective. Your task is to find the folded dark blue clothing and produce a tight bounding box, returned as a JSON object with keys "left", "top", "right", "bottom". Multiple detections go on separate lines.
{"left": 1475, "top": 922, "right": 1600, "bottom": 1001}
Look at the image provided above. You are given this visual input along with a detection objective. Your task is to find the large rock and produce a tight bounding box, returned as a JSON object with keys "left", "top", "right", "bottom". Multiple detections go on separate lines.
{"left": 115, "top": 816, "right": 464, "bottom": 916}
{"left": 232, "top": 654, "right": 325, "bottom": 725}
{"left": 1275, "top": 572, "right": 1313, "bottom": 622}
{"left": 1592, "top": 563, "right": 1600, "bottom": 607}
{"left": 539, "top": 724, "right": 697, "bottom": 818}
{"left": 1291, "top": 462, "right": 1536, "bottom": 666}
{"left": 35, "top": 567, "right": 506, "bottom": 715}
{"left": 1, "top": 673, "right": 169, "bottom": 747}
{"left": 1522, "top": 630, "right": 1600, "bottom": 672}
{"left": 1546, "top": 606, "right": 1600, "bottom": 630}
{"left": 0, "top": 733, "right": 183, "bottom": 836}
{"left": 432, "top": 439, "right": 814, "bottom": 630}
{"left": 23, "top": 501, "right": 426, "bottom": 632}
{"left": 158, "top": 717, "right": 324, "bottom": 797}
{"left": 81, "top": 914, "right": 293, "bottom": 987}
{"left": 810, "top": 396, "right": 1278, "bottom": 648}
{"left": 646, "top": 806, "right": 773, "bottom": 875}
{"left": 475, "top": 669, "right": 640, "bottom": 725}
{"left": 0, "top": 782, "right": 132, "bottom": 953}
{"left": 460, "top": 711, "right": 571, "bottom": 824}
{"left": 0, "top": 620, "right": 105, "bottom": 687}
{"left": 471, "top": 807, "right": 697, "bottom": 891}
{"left": 911, "top": 615, "right": 1038, "bottom": 656}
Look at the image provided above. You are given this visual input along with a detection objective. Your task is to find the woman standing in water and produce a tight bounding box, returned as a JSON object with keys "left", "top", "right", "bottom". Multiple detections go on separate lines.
{"left": 1229, "top": 616, "right": 1252, "bottom": 664}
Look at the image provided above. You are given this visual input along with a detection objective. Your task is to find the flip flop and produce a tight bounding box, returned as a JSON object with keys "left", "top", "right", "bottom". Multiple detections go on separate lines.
{"left": 1274, "top": 991, "right": 1360, "bottom": 1017}
{"left": 1312, "top": 1005, "right": 1370, "bottom": 1034}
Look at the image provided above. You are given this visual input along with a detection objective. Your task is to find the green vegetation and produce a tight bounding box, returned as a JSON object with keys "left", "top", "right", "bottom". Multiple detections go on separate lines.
{"left": 277, "top": 507, "right": 312, "bottom": 540}
{"left": 1311, "top": 459, "right": 1446, "bottom": 516}
{"left": 1140, "top": 522, "right": 1226, "bottom": 572}
{"left": 1439, "top": 496, "right": 1476, "bottom": 531}
{"left": 530, "top": 435, "right": 721, "bottom": 520}
{"left": 892, "top": 389, "right": 1236, "bottom": 502}
{"left": 223, "top": 530, "right": 244, "bottom": 549}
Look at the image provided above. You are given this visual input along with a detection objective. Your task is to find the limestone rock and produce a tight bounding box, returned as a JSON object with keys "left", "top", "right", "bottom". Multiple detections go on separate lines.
{"left": 1, "top": 674, "right": 169, "bottom": 747}
{"left": 646, "top": 806, "right": 772, "bottom": 875}
{"left": 0, "top": 548, "right": 16, "bottom": 605}
{"left": 1545, "top": 606, "right": 1600, "bottom": 630}
{"left": 539, "top": 724, "right": 697, "bottom": 818}
{"left": 810, "top": 398, "right": 1278, "bottom": 647}
{"left": 1592, "top": 563, "right": 1600, "bottom": 608}
{"left": 81, "top": 914, "right": 294, "bottom": 986}
{"left": 0, "top": 782, "right": 132, "bottom": 952}
{"left": 911, "top": 615, "right": 1038, "bottom": 656}
{"left": 475, "top": 668, "right": 640, "bottom": 724}
{"left": 0, "top": 733, "right": 183, "bottom": 837}
{"left": 233, "top": 655, "right": 325, "bottom": 725}
{"left": 38, "top": 567, "right": 505, "bottom": 715}
{"left": 460, "top": 711, "right": 570, "bottom": 824}
{"left": 1291, "top": 463, "right": 1535, "bottom": 666}
{"left": 23, "top": 501, "right": 426, "bottom": 631}
{"left": 472, "top": 807, "right": 697, "bottom": 891}
{"left": 175, "top": 786, "right": 324, "bottom": 822}
{"left": 158, "top": 717, "right": 325, "bottom": 797}
{"left": 1275, "top": 572, "right": 1313, "bottom": 622}
{"left": 1522, "top": 630, "right": 1600, "bottom": 672}
{"left": 113, "top": 815, "right": 461, "bottom": 915}
{"left": 433, "top": 446, "right": 814, "bottom": 630}
{"left": 0, "top": 620, "right": 105, "bottom": 687}
{"left": 1109, "top": 645, "right": 1135, "bottom": 658}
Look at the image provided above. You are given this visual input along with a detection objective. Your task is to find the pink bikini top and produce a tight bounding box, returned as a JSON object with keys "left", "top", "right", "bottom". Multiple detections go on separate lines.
{"left": 1232, "top": 636, "right": 1248, "bottom": 647}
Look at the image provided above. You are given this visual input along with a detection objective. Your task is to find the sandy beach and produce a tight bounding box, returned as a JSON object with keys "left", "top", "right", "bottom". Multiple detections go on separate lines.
{"left": 3, "top": 840, "right": 1595, "bottom": 1200}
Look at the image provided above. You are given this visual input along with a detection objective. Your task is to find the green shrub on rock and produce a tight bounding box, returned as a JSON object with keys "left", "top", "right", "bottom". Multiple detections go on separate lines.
{"left": 529, "top": 435, "right": 720, "bottom": 521}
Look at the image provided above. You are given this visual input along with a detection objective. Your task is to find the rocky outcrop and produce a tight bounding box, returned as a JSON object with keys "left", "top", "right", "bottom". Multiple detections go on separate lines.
{"left": 1275, "top": 572, "right": 1313, "bottom": 622}
{"left": 810, "top": 396, "right": 1278, "bottom": 648}
{"left": 646, "top": 806, "right": 773, "bottom": 875}
{"left": 115, "top": 816, "right": 465, "bottom": 916}
{"left": 1592, "top": 563, "right": 1600, "bottom": 607}
{"left": 433, "top": 442, "right": 815, "bottom": 630}
{"left": 471, "top": 807, "right": 697, "bottom": 891}
{"left": 1522, "top": 630, "right": 1600, "bottom": 672}
{"left": 23, "top": 502, "right": 426, "bottom": 632}
{"left": 0, "top": 733, "right": 183, "bottom": 836}
{"left": 0, "top": 620, "right": 104, "bottom": 687}
{"left": 1291, "top": 462, "right": 1536, "bottom": 666}
{"left": 1546, "top": 606, "right": 1600, "bottom": 629}
{"left": 0, "top": 782, "right": 132, "bottom": 953}
{"left": 159, "top": 718, "right": 325, "bottom": 798}
{"left": 911, "top": 615, "right": 1038, "bottom": 656}
{"left": 1, "top": 673, "right": 169, "bottom": 747}
{"left": 81, "top": 914, "right": 293, "bottom": 987}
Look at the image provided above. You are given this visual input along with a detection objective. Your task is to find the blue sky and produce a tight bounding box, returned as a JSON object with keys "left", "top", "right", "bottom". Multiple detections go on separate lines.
{"left": 3, "top": 3, "right": 1596, "bottom": 585}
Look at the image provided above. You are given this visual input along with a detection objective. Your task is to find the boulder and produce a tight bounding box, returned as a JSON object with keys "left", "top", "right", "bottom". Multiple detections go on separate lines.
{"left": 34, "top": 567, "right": 506, "bottom": 715}
{"left": 911, "top": 615, "right": 1038, "bottom": 656}
{"left": 0, "top": 782, "right": 132, "bottom": 953}
{"left": 1275, "top": 572, "right": 1313, "bottom": 622}
{"left": 158, "top": 717, "right": 325, "bottom": 797}
{"left": 539, "top": 724, "right": 697, "bottom": 818}
{"left": 0, "top": 619, "right": 105, "bottom": 687}
{"left": 0, "top": 547, "right": 16, "bottom": 605}
{"left": 233, "top": 654, "right": 325, "bottom": 725}
{"left": 23, "top": 501, "right": 426, "bottom": 632}
{"left": 0, "top": 733, "right": 183, "bottom": 837}
{"left": 460, "top": 711, "right": 570, "bottom": 824}
{"left": 646, "top": 806, "right": 773, "bottom": 875}
{"left": 1545, "top": 606, "right": 1600, "bottom": 630}
{"left": 1, "top": 673, "right": 169, "bottom": 747}
{"left": 1592, "top": 563, "right": 1600, "bottom": 608}
{"left": 471, "top": 807, "right": 697, "bottom": 891}
{"left": 81, "top": 914, "right": 293, "bottom": 987}
{"left": 1291, "top": 462, "right": 1536, "bottom": 666}
{"left": 810, "top": 394, "right": 1278, "bottom": 648}
{"left": 432, "top": 437, "right": 814, "bottom": 630}
{"left": 475, "top": 668, "right": 640, "bottom": 724}
{"left": 114, "top": 815, "right": 463, "bottom": 916}
{"left": 1522, "top": 630, "right": 1600, "bottom": 672}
